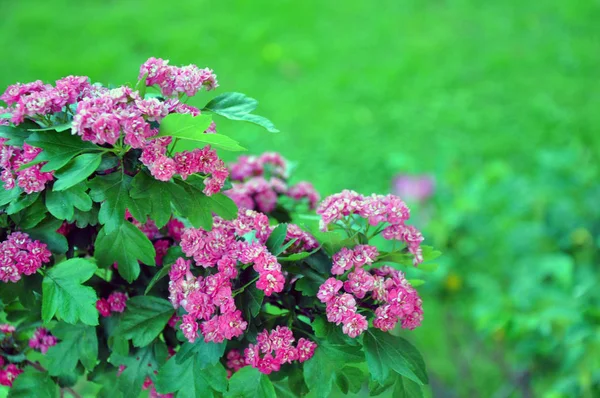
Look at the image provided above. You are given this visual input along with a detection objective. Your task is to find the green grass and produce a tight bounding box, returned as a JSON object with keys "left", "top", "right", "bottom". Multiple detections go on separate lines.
{"left": 2, "top": 0, "right": 599, "bottom": 196}
{"left": 2, "top": 0, "right": 599, "bottom": 395}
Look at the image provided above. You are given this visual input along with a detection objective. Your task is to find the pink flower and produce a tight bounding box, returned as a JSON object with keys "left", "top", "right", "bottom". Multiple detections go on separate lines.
{"left": 169, "top": 257, "right": 191, "bottom": 282}
{"left": 392, "top": 175, "right": 435, "bottom": 203}
{"left": 0, "top": 324, "right": 16, "bottom": 334}
{"left": 200, "top": 315, "right": 224, "bottom": 343}
{"left": 139, "top": 57, "right": 171, "bottom": 86}
{"left": 287, "top": 181, "right": 320, "bottom": 209}
{"left": 296, "top": 338, "right": 317, "bottom": 362}
{"left": 218, "top": 310, "right": 247, "bottom": 340}
{"left": 29, "top": 327, "right": 57, "bottom": 354}
{"left": 135, "top": 98, "right": 168, "bottom": 122}
{"left": 0, "top": 364, "right": 22, "bottom": 387}
{"left": 96, "top": 299, "right": 111, "bottom": 317}
{"left": 167, "top": 218, "right": 185, "bottom": 242}
{"left": 326, "top": 293, "right": 357, "bottom": 325}
{"left": 107, "top": 292, "right": 128, "bottom": 313}
{"left": 123, "top": 115, "right": 152, "bottom": 149}
{"left": 341, "top": 313, "right": 368, "bottom": 338}
{"left": 317, "top": 278, "right": 343, "bottom": 303}
{"left": 256, "top": 271, "right": 285, "bottom": 296}
{"left": 184, "top": 291, "right": 215, "bottom": 321}
{"left": 343, "top": 268, "right": 375, "bottom": 299}
{"left": 331, "top": 247, "right": 354, "bottom": 275}
{"left": 180, "top": 314, "right": 199, "bottom": 343}
{"left": 149, "top": 155, "right": 176, "bottom": 181}
{"left": 226, "top": 350, "right": 246, "bottom": 372}
{"left": 153, "top": 239, "right": 171, "bottom": 266}
{"left": 352, "top": 245, "right": 379, "bottom": 267}
{"left": 373, "top": 304, "right": 398, "bottom": 332}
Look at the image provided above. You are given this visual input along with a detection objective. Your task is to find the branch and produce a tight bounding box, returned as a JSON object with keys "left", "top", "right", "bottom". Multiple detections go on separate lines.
{"left": 25, "top": 360, "right": 83, "bottom": 398}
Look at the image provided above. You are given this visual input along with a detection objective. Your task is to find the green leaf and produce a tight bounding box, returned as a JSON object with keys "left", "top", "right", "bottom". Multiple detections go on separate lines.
{"left": 393, "top": 376, "right": 424, "bottom": 398}
{"left": 41, "top": 258, "right": 99, "bottom": 325}
{"left": 226, "top": 366, "right": 276, "bottom": 398}
{"left": 9, "top": 197, "right": 47, "bottom": 229}
{"left": 0, "top": 186, "right": 21, "bottom": 206}
{"left": 242, "top": 284, "right": 264, "bottom": 321}
{"left": 129, "top": 172, "right": 176, "bottom": 228}
{"left": 8, "top": 367, "right": 58, "bottom": 398}
{"left": 204, "top": 92, "right": 279, "bottom": 133}
{"left": 364, "top": 329, "right": 428, "bottom": 386}
{"left": 145, "top": 263, "right": 172, "bottom": 295}
{"left": 407, "top": 279, "right": 426, "bottom": 287}
{"left": 6, "top": 191, "right": 40, "bottom": 215}
{"left": 173, "top": 177, "right": 237, "bottom": 230}
{"left": 418, "top": 262, "right": 439, "bottom": 272}
{"left": 336, "top": 367, "right": 366, "bottom": 394}
{"left": 155, "top": 357, "right": 227, "bottom": 398}
{"left": 88, "top": 172, "right": 133, "bottom": 233}
{"left": 265, "top": 223, "right": 288, "bottom": 255}
{"left": 45, "top": 321, "right": 98, "bottom": 375}
{"left": 28, "top": 122, "right": 72, "bottom": 132}
{"left": 158, "top": 113, "right": 246, "bottom": 151}
{"left": 94, "top": 223, "right": 156, "bottom": 283}
{"left": 25, "top": 218, "right": 68, "bottom": 253}
{"left": 304, "top": 341, "right": 364, "bottom": 397}
{"left": 135, "top": 73, "right": 148, "bottom": 98}
{"left": 421, "top": 246, "right": 441, "bottom": 262}
{"left": 117, "top": 296, "right": 173, "bottom": 347}
{"left": 0, "top": 123, "right": 35, "bottom": 146}
{"left": 45, "top": 183, "right": 92, "bottom": 220}
{"left": 68, "top": 205, "right": 99, "bottom": 228}
{"left": 53, "top": 153, "right": 102, "bottom": 191}
{"left": 25, "top": 130, "right": 99, "bottom": 172}
{"left": 108, "top": 344, "right": 166, "bottom": 397}
{"left": 277, "top": 247, "right": 320, "bottom": 262}
{"left": 175, "top": 339, "right": 226, "bottom": 367}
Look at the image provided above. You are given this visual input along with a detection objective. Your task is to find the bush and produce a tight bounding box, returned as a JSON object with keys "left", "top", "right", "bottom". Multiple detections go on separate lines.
{"left": 0, "top": 58, "right": 437, "bottom": 397}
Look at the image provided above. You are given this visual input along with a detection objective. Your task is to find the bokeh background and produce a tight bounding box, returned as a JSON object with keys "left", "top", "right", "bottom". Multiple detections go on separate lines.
{"left": 2, "top": 0, "right": 599, "bottom": 396}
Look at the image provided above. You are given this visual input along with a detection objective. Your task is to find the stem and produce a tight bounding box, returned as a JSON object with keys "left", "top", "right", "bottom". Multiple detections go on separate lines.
{"left": 25, "top": 361, "right": 83, "bottom": 398}
{"left": 232, "top": 275, "right": 260, "bottom": 297}
{"left": 167, "top": 138, "right": 179, "bottom": 157}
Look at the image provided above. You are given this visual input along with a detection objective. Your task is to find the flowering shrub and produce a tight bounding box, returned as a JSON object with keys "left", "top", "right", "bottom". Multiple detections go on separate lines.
{"left": 0, "top": 58, "right": 439, "bottom": 397}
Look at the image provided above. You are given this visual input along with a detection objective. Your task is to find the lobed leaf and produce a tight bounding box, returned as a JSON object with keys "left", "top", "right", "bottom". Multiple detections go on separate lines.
{"left": 41, "top": 258, "right": 98, "bottom": 325}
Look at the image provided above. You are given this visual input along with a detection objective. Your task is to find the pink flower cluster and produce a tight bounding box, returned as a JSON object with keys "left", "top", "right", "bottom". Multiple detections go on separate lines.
{"left": 0, "top": 360, "right": 22, "bottom": 387}
{"left": 0, "top": 324, "right": 15, "bottom": 334}
{"left": 169, "top": 209, "right": 296, "bottom": 343}
{"left": 28, "top": 327, "right": 57, "bottom": 354}
{"left": 0, "top": 57, "right": 227, "bottom": 193}
{"left": 238, "top": 326, "right": 316, "bottom": 375}
{"left": 139, "top": 57, "right": 218, "bottom": 98}
{"left": 0, "top": 232, "right": 51, "bottom": 283}
{"left": 318, "top": 262, "right": 423, "bottom": 337}
{"left": 1, "top": 76, "right": 90, "bottom": 125}
{"left": 140, "top": 138, "right": 229, "bottom": 195}
{"left": 226, "top": 152, "right": 320, "bottom": 213}
{"left": 317, "top": 190, "right": 424, "bottom": 265}
{"left": 0, "top": 139, "right": 54, "bottom": 193}
{"left": 96, "top": 291, "right": 128, "bottom": 317}
{"left": 392, "top": 174, "right": 435, "bottom": 203}
{"left": 282, "top": 224, "right": 319, "bottom": 254}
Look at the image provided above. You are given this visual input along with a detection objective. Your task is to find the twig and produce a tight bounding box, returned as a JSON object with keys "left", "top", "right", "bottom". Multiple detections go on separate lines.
{"left": 25, "top": 360, "right": 83, "bottom": 398}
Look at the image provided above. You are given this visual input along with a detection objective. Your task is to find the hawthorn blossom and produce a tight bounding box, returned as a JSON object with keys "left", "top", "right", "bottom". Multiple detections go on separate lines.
{"left": 242, "top": 326, "right": 316, "bottom": 374}
{"left": 0, "top": 232, "right": 51, "bottom": 283}
{"left": 28, "top": 328, "right": 57, "bottom": 354}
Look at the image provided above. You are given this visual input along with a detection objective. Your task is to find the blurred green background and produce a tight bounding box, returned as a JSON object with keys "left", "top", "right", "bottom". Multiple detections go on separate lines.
{"left": 2, "top": 0, "right": 599, "bottom": 396}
